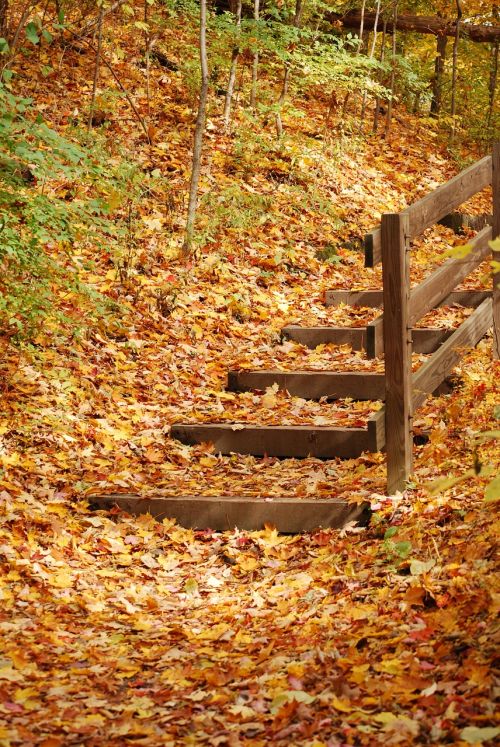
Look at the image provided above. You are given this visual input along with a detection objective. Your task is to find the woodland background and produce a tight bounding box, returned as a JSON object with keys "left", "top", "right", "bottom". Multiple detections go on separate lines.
{"left": 0, "top": 1, "right": 499, "bottom": 745}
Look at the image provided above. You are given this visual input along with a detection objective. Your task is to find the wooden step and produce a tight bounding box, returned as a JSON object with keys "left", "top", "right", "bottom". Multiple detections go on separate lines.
{"left": 282, "top": 325, "right": 367, "bottom": 349}
{"left": 325, "top": 288, "right": 491, "bottom": 309}
{"left": 227, "top": 370, "right": 385, "bottom": 400}
{"left": 171, "top": 421, "right": 383, "bottom": 459}
{"left": 282, "top": 324, "right": 453, "bottom": 355}
{"left": 88, "top": 492, "right": 371, "bottom": 532}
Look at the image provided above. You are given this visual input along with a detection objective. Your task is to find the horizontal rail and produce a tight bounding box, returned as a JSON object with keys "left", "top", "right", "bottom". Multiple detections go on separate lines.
{"left": 325, "top": 288, "right": 491, "bottom": 308}
{"left": 412, "top": 298, "right": 492, "bottom": 411}
{"left": 365, "top": 157, "right": 493, "bottom": 266}
{"left": 409, "top": 226, "right": 492, "bottom": 326}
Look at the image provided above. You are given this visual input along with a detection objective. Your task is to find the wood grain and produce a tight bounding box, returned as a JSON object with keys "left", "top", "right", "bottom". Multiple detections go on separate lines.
{"left": 381, "top": 213, "right": 413, "bottom": 493}
{"left": 227, "top": 370, "right": 385, "bottom": 400}
{"left": 88, "top": 493, "right": 371, "bottom": 532}
{"left": 170, "top": 423, "right": 379, "bottom": 459}
{"left": 412, "top": 298, "right": 493, "bottom": 410}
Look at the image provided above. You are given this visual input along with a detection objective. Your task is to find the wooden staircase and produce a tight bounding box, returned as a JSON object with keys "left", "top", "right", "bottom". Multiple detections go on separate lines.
{"left": 91, "top": 146, "right": 500, "bottom": 532}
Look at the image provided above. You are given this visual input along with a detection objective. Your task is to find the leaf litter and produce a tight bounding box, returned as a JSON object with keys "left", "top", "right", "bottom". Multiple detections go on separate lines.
{"left": 0, "top": 9, "right": 498, "bottom": 746}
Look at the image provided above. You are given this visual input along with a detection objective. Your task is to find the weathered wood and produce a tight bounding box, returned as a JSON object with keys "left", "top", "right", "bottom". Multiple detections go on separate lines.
{"left": 227, "top": 369, "right": 385, "bottom": 400}
{"left": 170, "top": 423, "right": 379, "bottom": 459}
{"left": 438, "top": 212, "right": 492, "bottom": 233}
{"left": 409, "top": 226, "right": 492, "bottom": 326}
{"left": 88, "top": 493, "right": 370, "bottom": 532}
{"left": 366, "top": 318, "right": 384, "bottom": 358}
{"left": 364, "top": 158, "right": 492, "bottom": 266}
{"left": 281, "top": 325, "right": 367, "bottom": 349}
{"left": 412, "top": 298, "right": 493, "bottom": 410}
{"left": 366, "top": 322, "right": 454, "bottom": 358}
{"left": 283, "top": 324, "right": 452, "bottom": 354}
{"left": 325, "top": 288, "right": 491, "bottom": 308}
{"left": 368, "top": 409, "right": 385, "bottom": 451}
{"left": 381, "top": 213, "right": 413, "bottom": 494}
{"left": 493, "top": 143, "right": 500, "bottom": 358}
{"left": 327, "top": 10, "right": 500, "bottom": 44}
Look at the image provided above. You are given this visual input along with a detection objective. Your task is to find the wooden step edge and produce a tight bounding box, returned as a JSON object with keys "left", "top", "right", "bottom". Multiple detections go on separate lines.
{"left": 87, "top": 493, "right": 371, "bottom": 532}
{"left": 170, "top": 422, "right": 380, "bottom": 459}
{"left": 227, "top": 370, "right": 386, "bottom": 401}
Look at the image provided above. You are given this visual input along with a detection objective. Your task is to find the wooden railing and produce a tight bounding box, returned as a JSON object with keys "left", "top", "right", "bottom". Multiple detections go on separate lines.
{"left": 368, "top": 144, "right": 500, "bottom": 493}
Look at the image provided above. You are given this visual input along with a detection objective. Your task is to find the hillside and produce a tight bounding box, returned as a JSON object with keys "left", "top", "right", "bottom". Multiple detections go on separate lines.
{"left": 0, "top": 2, "right": 499, "bottom": 744}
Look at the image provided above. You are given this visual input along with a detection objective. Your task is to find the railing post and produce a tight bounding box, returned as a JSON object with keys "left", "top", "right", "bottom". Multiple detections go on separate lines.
{"left": 492, "top": 143, "right": 500, "bottom": 358}
{"left": 381, "top": 213, "right": 413, "bottom": 494}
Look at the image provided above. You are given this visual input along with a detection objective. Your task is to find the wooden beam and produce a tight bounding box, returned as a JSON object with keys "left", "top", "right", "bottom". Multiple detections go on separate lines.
{"left": 381, "top": 213, "right": 413, "bottom": 494}
{"left": 88, "top": 493, "right": 371, "bottom": 532}
{"left": 409, "top": 226, "right": 492, "bottom": 326}
{"left": 281, "top": 325, "right": 367, "bottom": 349}
{"left": 325, "top": 288, "right": 491, "bottom": 308}
{"left": 366, "top": 322, "right": 453, "bottom": 358}
{"left": 493, "top": 143, "right": 500, "bottom": 358}
{"left": 227, "top": 370, "right": 385, "bottom": 400}
{"left": 364, "top": 158, "right": 492, "bottom": 267}
{"left": 327, "top": 10, "right": 500, "bottom": 44}
{"left": 282, "top": 324, "right": 452, "bottom": 354}
{"left": 170, "top": 423, "right": 379, "bottom": 459}
{"left": 413, "top": 298, "right": 493, "bottom": 411}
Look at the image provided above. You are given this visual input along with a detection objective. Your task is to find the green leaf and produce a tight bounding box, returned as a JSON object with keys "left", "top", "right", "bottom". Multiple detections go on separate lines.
{"left": 2, "top": 68, "right": 13, "bottom": 83}
{"left": 460, "top": 726, "right": 500, "bottom": 744}
{"left": 484, "top": 475, "right": 500, "bottom": 503}
{"left": 25, "top": 22, "right": 40, "bottom": 45}
{"left": 0, "top": 37, "right": 9, "bottom": 54}
{"left": 41, "top": 28, "right": 53, "bottom": 44}
{"left": 394, "top": 541, "right": 412, "bottom": 559}
{"left": 384, "top": 526, "right": 398, "bottom": 540}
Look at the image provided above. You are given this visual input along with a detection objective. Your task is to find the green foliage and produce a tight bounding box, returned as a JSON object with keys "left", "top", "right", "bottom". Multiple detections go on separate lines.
{"left": 0, "top": 86, "right": 122, "bottom": 343}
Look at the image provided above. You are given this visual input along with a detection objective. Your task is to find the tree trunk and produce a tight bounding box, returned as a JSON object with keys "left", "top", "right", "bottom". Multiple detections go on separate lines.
{"left": 341, "top": 0, "right": 366, "bottom": 123}
{"left": 0, "top": 0, "right": 8, "bottom": 38}
{"left": 487, "top": 5, "right": 499, "bottom": 132}
{"left": 384, "top": 0, "right": 398, "bottom": 138}
{"left": 184, "top": 0, "right": 209, "bottom": 255}
{"left": 450, "top": 0, "right": 462, "bottom": 140}
{"left": 250, "top": 0, "right": 259, "bottom": 110}
{"left": 360, "top": 0, "right": 381, "bottom": 129}
{"left": 223, "top": 0, "right": 242, "bottom": 127}
{"left": 275, "top": 0, "right": 304, "bottom": 138}
{"left": 326, "top": 10, "right": 500, "bottom": 44}
{"left": 373, "top": 18, "right": 387, "bottom": 133}
{"left": 430, "top": 33, "right": 447, "bottom": 116}
{"left": 88, "top": 5, "right": 104, "bottom": 131}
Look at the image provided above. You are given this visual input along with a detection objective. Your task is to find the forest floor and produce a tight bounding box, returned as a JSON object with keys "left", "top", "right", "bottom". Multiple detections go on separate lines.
{"left": 0, "top": 6, "right": 499, "bottom": 746}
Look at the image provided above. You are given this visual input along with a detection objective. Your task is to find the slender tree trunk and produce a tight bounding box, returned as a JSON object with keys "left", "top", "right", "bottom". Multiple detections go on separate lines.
{"left": 384, "top": 0, "right": 398, "bottom": 138}
{"left": 275, "top": 0, "right": 304, "bottom": 138}
{"left": 341, "top": 0, "right": 366, "bottom": 123}
{"left": 360, "top": 0, "right": 381, "bottom": 129}
{"left": 223, "top": 0, "right": 242, "bottom": 127}
{"left": 450, "top": 0, "right": 462, "bottom": 140}
{"left": 88, "top": 4, "right": 104, "bottom": 130}
{"left": 430, "top": 33, "right": 447, "bottom": 116}
{"left": 250, "top": 0, "right": 260, "bottom": 110}
{"left": 373, "top": 18, "right": 387, "bottom": 132}
{"left": 487, "top": 5, "right": 499, "bottom": 132}
{"left": 144, "top": 0, "right": 152, "bottom": 137}
{"left": 0, "top": 0, "right": 8, "bottom": 38}
{"left": 184, "top": 0, "right": 209, "bottom": 255}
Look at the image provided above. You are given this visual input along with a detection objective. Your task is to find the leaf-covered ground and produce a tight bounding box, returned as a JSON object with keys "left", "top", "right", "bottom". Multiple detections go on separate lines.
{"left": 0, "top": 6, "right": 499, "bottom": 745}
